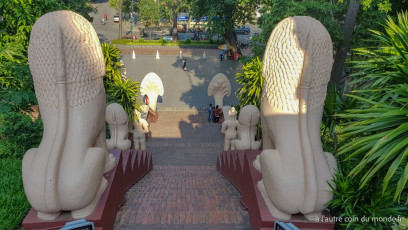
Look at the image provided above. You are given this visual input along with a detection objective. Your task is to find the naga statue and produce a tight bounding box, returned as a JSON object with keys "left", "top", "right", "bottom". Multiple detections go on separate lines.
{"left": 253, "top": 16, "right": 337, "bottom": 221}
{"left": 232, "top": 105, "right": 261, "bottom": 150}
{"left": 106, "top": 103, "right": 131, "bottom": 150}
{"left": 23, "top": 11, "right": 116, "bottom": 220}
{"left": 131, "top": 110, "right": 149, "bottom": 150}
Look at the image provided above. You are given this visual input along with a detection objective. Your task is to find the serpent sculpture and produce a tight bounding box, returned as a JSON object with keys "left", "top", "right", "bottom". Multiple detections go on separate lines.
{"left": 23, "top": 11, "right": 116, "bottom": 220}
{"left": 131, "top": 110, "right": 149, "bottom": 150}
{"left": 253, "top": 16, "right": 337, "bottom": 220}
{"left": 221, "top": 107, "right": 238, "bottom": 151}
{"left": 106, "top": 103, "right": 132, "bottom": 150}
{"left": 232, "top": 105, "right": 261, "bottom": 150}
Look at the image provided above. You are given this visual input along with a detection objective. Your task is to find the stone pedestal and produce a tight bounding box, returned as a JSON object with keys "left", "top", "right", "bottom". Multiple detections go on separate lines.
{"left": 22, "top": 150, "right": 153, "bottom": 230}
{"left": 217, "top": 150, "right": 335, "bottom": 230}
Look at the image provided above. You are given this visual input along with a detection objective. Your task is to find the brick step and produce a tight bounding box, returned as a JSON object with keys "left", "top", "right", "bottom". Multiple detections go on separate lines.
{"left": 114, "top": 166, "right": 250, "bottom": 230}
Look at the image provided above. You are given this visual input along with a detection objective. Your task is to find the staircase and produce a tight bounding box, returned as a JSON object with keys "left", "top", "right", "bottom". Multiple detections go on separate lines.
{"left": 113, "top": 111, "right": 250, "bottom": 230}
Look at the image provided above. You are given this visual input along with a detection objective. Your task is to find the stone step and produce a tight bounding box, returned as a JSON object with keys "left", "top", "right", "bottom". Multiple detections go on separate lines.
{"left": 114, "top": 166, "right": 250, "bottom": 230}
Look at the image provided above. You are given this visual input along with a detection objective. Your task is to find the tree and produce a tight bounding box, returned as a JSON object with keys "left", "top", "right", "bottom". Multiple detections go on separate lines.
{"left": 330, "top": 0, "right": 360, "bottom": 89}
{"left": 254, "top": 0, "right": 344, "bottom": 58}
{"left": 138, "top": 0, "right": 160, "bottom": 39}
{"left": 189, "top": 0, "right": 259, "bottom": 52}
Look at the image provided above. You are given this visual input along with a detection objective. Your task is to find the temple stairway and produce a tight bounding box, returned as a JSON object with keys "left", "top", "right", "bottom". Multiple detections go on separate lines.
{"left": 113, "top": 111, "right": 250, "bottom": 230}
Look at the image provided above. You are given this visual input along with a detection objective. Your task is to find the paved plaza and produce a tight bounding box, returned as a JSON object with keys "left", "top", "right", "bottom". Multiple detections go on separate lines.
{"left": 121, "top": 52, "right": 242, "bottom": 110}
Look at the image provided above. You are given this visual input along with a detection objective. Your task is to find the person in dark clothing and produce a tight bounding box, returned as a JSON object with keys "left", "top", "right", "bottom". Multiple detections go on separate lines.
{"left": 183, "top": 58, "right": 187, "bottom": 71}
{"left": 207, "top": 104, "right": 214, "bottom": 123}
{"left": 214, "top": 105, "right": 223, "bottom": 123}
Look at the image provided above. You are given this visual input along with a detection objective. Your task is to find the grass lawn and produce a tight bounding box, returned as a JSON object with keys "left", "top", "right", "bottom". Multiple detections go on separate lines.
{"left": 0, "top": 158, "right": 30, "bottom": 230}
{"left": 111, "top": 39, "right": 220, "bottom": 47}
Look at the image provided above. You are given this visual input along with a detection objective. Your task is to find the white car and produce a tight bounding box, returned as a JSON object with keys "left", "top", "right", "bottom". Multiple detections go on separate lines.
{"left": 163, "top": 36, "right": 173, "bottom": 41}
{"left": 113, "top": 13, "right": 120, "bottom": 22}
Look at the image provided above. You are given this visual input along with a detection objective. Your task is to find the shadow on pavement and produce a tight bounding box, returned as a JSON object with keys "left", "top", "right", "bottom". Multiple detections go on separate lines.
{"left": 171, "top": 56, "right": 241, "bottom": 109}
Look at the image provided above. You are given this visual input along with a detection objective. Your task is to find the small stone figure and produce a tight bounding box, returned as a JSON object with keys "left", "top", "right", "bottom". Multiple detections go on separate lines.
{"left": 131, "top": 110, "right": 149, "bottom": 150}
{"left": 232, "top": 105, "right": 261, "bottom": 150}
{"left": 221, "top": 107, "right": 238, "bottom": 151}
{"left": 106, "top": 103, "right": 131, "bottom": 150}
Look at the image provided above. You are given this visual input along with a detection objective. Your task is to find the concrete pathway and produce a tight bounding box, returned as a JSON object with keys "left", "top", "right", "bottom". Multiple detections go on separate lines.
{"left": 113, "top": 111, "right": 250, "bottom": 230}
{"left": 121, "top": 55, "right": 241, "bottom": 110}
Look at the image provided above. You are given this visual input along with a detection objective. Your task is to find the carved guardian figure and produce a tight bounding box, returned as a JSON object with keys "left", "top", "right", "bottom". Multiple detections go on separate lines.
{"left": 106, "top": 103, "right": 131, "bottom": 150}
{"left": 221, "top": 107, "right": 238, "bottom": 151}
{"left": 23, "top": 11, "right": 116, "bottom": 220}
{"left": 254, "top": 16, "right": 337, "bottom": 221}
{"left": 232, "top": 105, "right": 261, "bottom": 150}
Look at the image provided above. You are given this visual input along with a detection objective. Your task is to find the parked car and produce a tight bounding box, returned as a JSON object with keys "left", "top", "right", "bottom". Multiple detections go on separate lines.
{"left": 235, "top": 26, "right": 250, "bottom": 34}
{"left": 163, "top": 36, "right": 173, "bottom": 41}
{"left": 114, "top": 13, "right": 120, "bottom": 22}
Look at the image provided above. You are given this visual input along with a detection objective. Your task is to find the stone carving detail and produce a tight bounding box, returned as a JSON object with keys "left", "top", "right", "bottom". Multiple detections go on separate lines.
{"left": 208, "top": 73, "right": 231, "bottom": 108}
{"left": 221, "top": 107, "right": 238, "bottom": 151}
{"left": 131, "top": 110, "right": 149, "bottom": 150}
{"left": 254, "top": 16, "right": 337, "bottom": 221}
{"left": 23, "top": 11, "right": 116, "bottom": 220}
{"left": 140, "top": 72, "right": 164, "bottom": 114}
{"left": 232, "top": 105, "right": 261, "bottom": 150}
{"left": 106, "top": 103, "right": 131, "bottom": 150}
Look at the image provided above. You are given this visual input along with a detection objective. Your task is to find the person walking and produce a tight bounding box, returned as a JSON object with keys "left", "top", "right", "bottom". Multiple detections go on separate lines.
{"left": 182, "top": 58, "right": 187, "bottom": 71}
{"left": 220, "top": 50, "right": 224, "bottom": 61}
{"left": 104, "top": 13, "right": 107, "bottom": 21}
{"left": 214, "top": 105, "right": 223, "bottom": 123}
{"left": 207, "top": 104, "right": 215, "bottom": 124}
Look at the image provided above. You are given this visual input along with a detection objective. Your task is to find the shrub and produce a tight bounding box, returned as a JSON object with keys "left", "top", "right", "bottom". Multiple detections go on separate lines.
{"left": 0, "top": 158, "right": 30, "bottom": 230}
{"left": 185, "top": 39, "right": 191, "bottom": 44}
{"left": 159, "top": 38, "right": 165, "bottom": 44}
{"left": 139, "top": 38, "right": 145, "bottom": 43}
{"left": 0, "top": 112, "right": 43, "bottom": 159}
{"left": 209, "top": 39, "right": 214, "bottom": 44}
{"left": 338, "top": 11, "right": 408, "bottom": 201}
{"left": 101, "top": 43, "right": 141, "bottom": 120}
{"left": 111, "top": 39, "right": 129, "bottom": 45}
{"left": 235, "top": 57, "right": 263, "bottom": 109}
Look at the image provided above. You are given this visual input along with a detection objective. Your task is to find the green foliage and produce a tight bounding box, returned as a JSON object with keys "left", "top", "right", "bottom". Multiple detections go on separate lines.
{"left": 101, "top": 43, "right": 141, "bottom": 120}
{"left": 0, "top": 112, "right": 43, "bottom": 159}
{"left": 0, "top": 0, "right": 96, "bottom": 48}
{"left": 138, "top": 0, "right": 160, "bottom": 28}
{"left": 254, "top": 0, "right": 344, "bottom": 57}
{"left": 0, "top": 158, "right": 30, "bottom": 230}
{"left": 329, "top": 169, "right": 407, "bottom": 230}
{"left": 322, "top": 85, "right": 356, "bottom": 153}
{"left": 189, "top": 0, "right": 259, "bottom": 51}
{"left": 235, "top": 57, "right": 263, "bottom": 109}
{"left": 111, "top": 39, "right": 219, "bottom": 47}
{"left": 338, "top": 11, "right": 408, "bottom": 201}
{"left": 106, "top": 78, "right": 141, "bottom": 120}
{"left": 392, "top": 217, "right": 408, "bottom": 230}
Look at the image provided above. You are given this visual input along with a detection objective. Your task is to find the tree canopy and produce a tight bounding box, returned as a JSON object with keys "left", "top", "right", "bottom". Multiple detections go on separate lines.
{"left": 189, "top": 0, "right": 259, "bottom": 52}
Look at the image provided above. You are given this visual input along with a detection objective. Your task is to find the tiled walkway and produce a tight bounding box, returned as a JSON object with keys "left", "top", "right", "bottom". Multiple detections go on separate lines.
{"left": 114, "top": 111, "right": 250, "bottom": 230}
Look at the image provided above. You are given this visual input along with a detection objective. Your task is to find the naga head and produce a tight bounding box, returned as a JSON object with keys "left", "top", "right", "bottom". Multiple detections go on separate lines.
{"left": 140, "top": 72, "right": 164, "bottom": 114}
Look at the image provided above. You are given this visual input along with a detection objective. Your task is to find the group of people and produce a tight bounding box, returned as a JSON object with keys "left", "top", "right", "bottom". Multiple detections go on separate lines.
{"left": 207, "top": 103, "right": 223, "bottom": 123}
